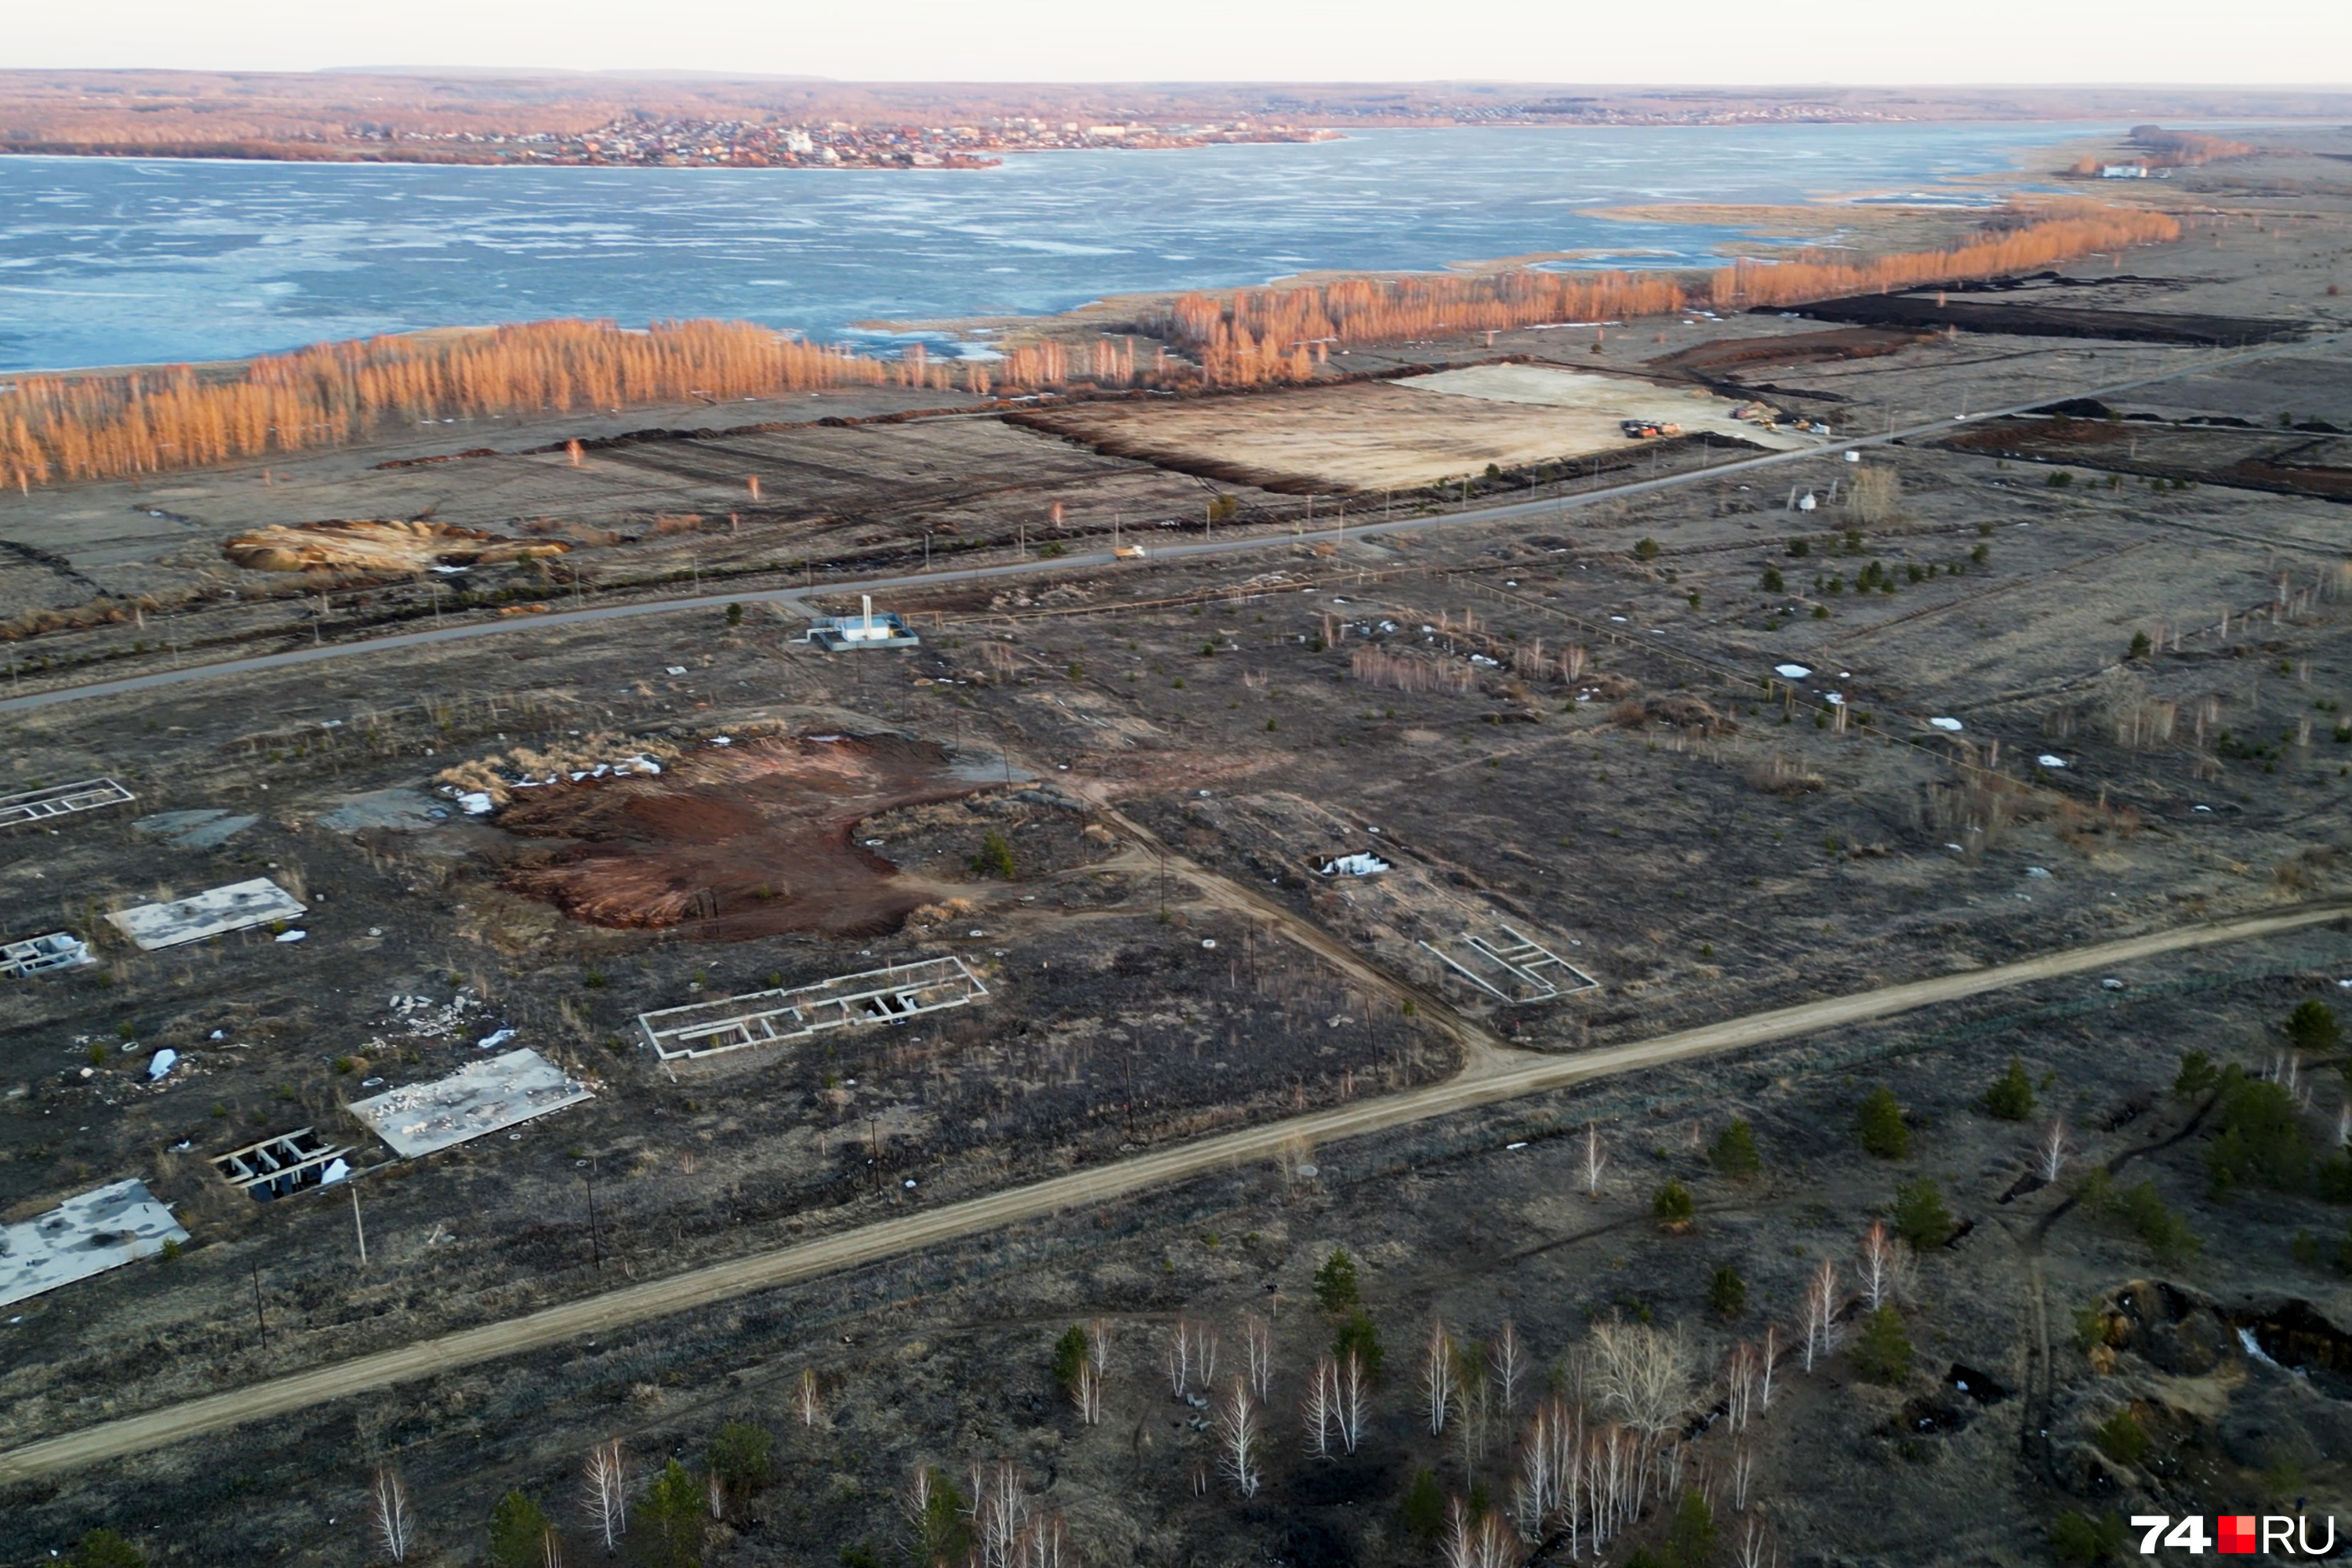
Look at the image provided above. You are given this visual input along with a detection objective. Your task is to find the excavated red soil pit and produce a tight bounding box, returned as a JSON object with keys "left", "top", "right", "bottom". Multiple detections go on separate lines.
{"left": 493, "top": 733, "right": 989, "bottom": 939}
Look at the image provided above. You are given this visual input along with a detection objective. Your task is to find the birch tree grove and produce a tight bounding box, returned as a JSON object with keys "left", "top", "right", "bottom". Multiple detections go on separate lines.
{"left": 969, "top": 1460, "right": 1030, "bottom": 1568}
{"left": 369, "top": 1465, "right": 418, "bottom": 1565}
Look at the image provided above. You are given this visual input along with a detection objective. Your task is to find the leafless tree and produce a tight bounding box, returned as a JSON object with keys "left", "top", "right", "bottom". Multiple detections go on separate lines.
{"left": 2038, "top": 1116, "right": 2072, "bottom": 1185}
{"left": 1015, "top": 1513, "right": 1072, "bottom": 1568}
{"left": 1424, "top": 1319, "right": 1457, "bottom": 1436}
{"left": 1303, "top": 1356, "right": 1337, "bottom": 1459}
{"left": 1194, "top": 1321, "right": 1220, "bottom": 1388}
{"left": 1452, "top": 1352, "right": 1493, "bottom": 1478}
{"left": 1086, "top": 1316, "right": 1112, "bottom": 1380}
{"left": 1733, "top": 1442, "right": 1755, "bottom": 1514}
{"left": 1546, "top": 1398, "right": 1585, "bottom": 1555}
{"left": 1582, "top": 1123, "right": 1608, "bottom": 1197}
{"left": 1514, "top": 1401, "right": 1562, "bottom": 1542}
{"left": 1442, "top": 1498, "right": 1476, "bottom": 1568}
{"left": 1241, "top": 1311, "right": 1275, "bottom": 1400}
{"left": 1737, "top": 1512, "right": 1777, "bottom": 1568}
{"left": 969, "top": 1460, "right": 1030, "bottom": 1568}
{"left": 706, "top": 1469, "right": 725, "bottom": 1521}
{"left": 1469, "top": 1512, "right": 1516, "bottom": 1568}
{"left": 796, "top": 1367, "right": 822, "bottom": 1428}
{"left": 1165, "top": 1323, "right": 1191, "bottom": 1399}
{"left": 1334, "top": 1350, "right": 1367, "bottom": 1454}
{"left": 1074, "top": 1360, "right": 1104, "bottom": 1425}
{"left": 1215, "top": 1377, "right": 1262, "bottom": 1498}
{"left": 582, "top": 1440, "right": 627, "bottom": 1555}
{"left": 1492, "top": 1319, "right": 1525, "bottom": 1416}
{"left": 1726, "top": 1341, "right": 1759, "bottom": 1432}
{"left": 369, "top": 1465, "right": 417, "bottom": 1564}
{"left": 1586, "top": 1318, "right": 1695, "bottom": 1441}
{"left": 1857, "top": 1220, "right": 1914, "bottom": 1312}
{"left": 541, "top": 1526, "right": 565, "bottom": 1568}
{"left": 1801, "top": 1260, "right": 1842, "bottom": 1371}
{"left": 1759, "top": 1323, "right": 1777, "bottom": 1411}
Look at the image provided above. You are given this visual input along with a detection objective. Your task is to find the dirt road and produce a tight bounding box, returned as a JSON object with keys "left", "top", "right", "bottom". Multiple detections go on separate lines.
{"left": 0, "top": 332, "right": 2336, "bottom": 720}
{"left": 1, "top": 901, "right": 2337, "bottom": 1483}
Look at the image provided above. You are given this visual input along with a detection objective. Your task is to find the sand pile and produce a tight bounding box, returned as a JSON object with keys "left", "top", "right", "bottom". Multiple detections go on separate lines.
{"left": 492, "top": 733, "right": 987, "bottom": 939}
{"left": 223, "top": 519, "right": 572, "bottom": 574}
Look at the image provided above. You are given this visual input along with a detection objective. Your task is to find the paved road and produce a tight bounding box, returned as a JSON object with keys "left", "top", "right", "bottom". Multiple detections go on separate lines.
{"left": 0, "top": 332, "right": 2336, "bottom": 720}
{"left": 0, "top": 901, "right": 2338, "bottom": 1482}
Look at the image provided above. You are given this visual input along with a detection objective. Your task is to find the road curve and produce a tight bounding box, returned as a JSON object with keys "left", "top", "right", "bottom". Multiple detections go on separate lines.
{"left": 1, "top": 900, "right": 2338, "bottom": 1483}
{"left": 0, "top": 332, "right": 2335, "bottom": 720}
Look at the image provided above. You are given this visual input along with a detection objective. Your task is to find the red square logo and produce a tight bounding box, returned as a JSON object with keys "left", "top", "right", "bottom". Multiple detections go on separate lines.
{"left": 2218, "top": 1515, "right": 2258, "bottom": 1555}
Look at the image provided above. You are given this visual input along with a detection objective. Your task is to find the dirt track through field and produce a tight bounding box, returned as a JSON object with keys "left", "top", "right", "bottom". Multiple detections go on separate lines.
{"left": 0, "top": 900, "right": 2338, "bottom": 1483}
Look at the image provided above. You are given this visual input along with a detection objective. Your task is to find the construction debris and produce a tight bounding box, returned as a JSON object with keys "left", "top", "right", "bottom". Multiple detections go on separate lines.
{"left": 637, "top": 956, "right": 989, "bottom": 1061}
{"left": 2, "top": 931, "right": 93, "bottom": 978}
{"left": 1314, "top": 852, "right": 1392, "bottom": 877}
{"left": 0, "top": 1179, "right": 188, "bottom": 1308}
{"left": 345, "top": 1048, "right": 592, "bottom": 1159}
{"left": 105, "top": 879, "right": 307, "bottom": 952}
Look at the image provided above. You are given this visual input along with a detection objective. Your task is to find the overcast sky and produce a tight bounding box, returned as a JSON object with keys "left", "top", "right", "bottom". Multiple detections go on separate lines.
{"left": 9, "top": 0, "right": 2350, "bottom": 85}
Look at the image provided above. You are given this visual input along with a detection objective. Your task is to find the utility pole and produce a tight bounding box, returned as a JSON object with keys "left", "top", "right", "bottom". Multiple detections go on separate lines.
{"left": 350, "top": 1182, "right": 368, "bottom": 1268}
{"left": 867, "top": 1114, "right": 883, "bottom": 1193}
{"left": 586, "top": 1156, "right": 601, "bottom": 1271}
{"left": 251, "top": 1260, "right": 267, "bottom": 1345}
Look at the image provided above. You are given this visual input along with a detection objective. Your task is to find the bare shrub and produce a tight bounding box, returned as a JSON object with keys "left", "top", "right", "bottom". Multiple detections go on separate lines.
{"left": 1844, "top": 466, "right": 1900, "bottom": 524}
{"left": 369, "top": 1465, "right": 418, "bottom": 1563}
{"left": 1585, "top": 1319, "right": 1694, "bottom": 1439}
{"left": 1351, "top": 644, "right": 1476, "bottom": 695}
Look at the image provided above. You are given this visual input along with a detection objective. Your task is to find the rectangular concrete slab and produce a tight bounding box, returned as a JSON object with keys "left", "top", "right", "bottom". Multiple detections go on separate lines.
{"left": 0, "top": 1178, "right": 189, "bottom": 1308}
{"left": 106, "top": 879, "right": 307, "bottom": 951}
{"left": 345, "top": 1049, "right": 593, "bottom": 1159}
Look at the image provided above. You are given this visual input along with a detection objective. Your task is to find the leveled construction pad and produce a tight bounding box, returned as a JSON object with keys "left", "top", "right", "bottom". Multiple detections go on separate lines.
{"left": 106, "top": 878, "right": 306, "bottom": 951}
{"left": 0, "top": 1178, "right": 188, "bottom": 1308}
{"left": 346, "top": 1048, "right": 592, "bottom": 1159}
{"left": 1396, "top": 364, "right": 1815, "bottom": 450}
{"left": 1011, "top": 371, "right": 1806, "bottom": 494}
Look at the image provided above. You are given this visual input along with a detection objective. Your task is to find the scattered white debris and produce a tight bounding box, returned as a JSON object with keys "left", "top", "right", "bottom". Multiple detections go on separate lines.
{"left": 209, "top": 1029, "right": 225, "bottom": 1040}
{"left": 1824, "top": 693, "right": 1845, "bottom": 706}
{"left": 903, "top": 1178, "right": 918, "bottom": 1189}
{"left": 967, "top": 929, "right": 986, "bottom": 938}
{"left": 1201, "top": 939, "right": 1218, "bottom": 949}
{"left": 863, "top": 838, "right": 884, "bottom": 847}
{"left": 1506, "top": 1141, "right": 1529, "bottom": 1150}
{"left": 2101, "top": 978, "right": 2125, "bottom": 991}
{"left": 1316, "top": 853, "right": 1392, "bottom": 878}
{"left": 319, "top": 1158, "right": 350, "bottom": 1185}
{"left": 666, "top": 666, "right": 688, "bottom": 676}
{"left": 1929, "top": 717, "right": 1964, "bottom": 732}
{"left": 1610, "top": 615, "right": 1629, "bottom": 623}
{"left": 1294, "top": 1163, "right": 1319, "bottom": 1179}
{"left": 2037, "top": 754, "right": 2067, "bottom": 768}
{"left": 1843, "top": 450, "right": 1860, "bottom": 463}
{"left": 274, "top": 929, "right": 307, "bottom": 944}
{"left": 1774, "top": 663, "right": 1812, "bottom": 680}
{"left": 456, "top": 792, "right": 495, "bottom": 816}
{"left": 2025, "top": 866, "right": 2052, "bottom": 879}
{"left": 475, "top": 1027, "right": 518, "bottom": 1051}
{"left": 710, "top": 735, "right": 732, "bottom": 746}
{"left": 1944, "top": 844, "right": 1965, "bottom": 854}
{"left": 2193, "top": 804, "right": 2213, "bottom": 812}
{"left": 1470, "top": 654, "right": 1501, "bottom": 667}
{"left": 2238, "top": 1327, "right": 2280, "bottom": 1368}
{"left": 145, "top": 1048, "right": 178, "bottom": 1082}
